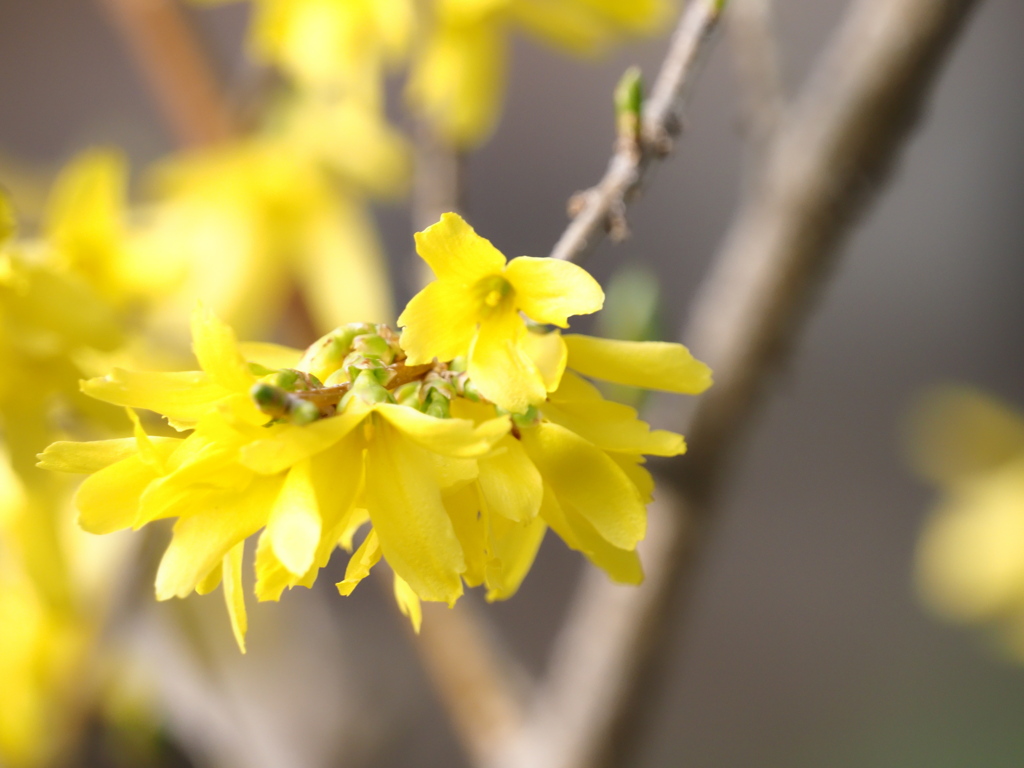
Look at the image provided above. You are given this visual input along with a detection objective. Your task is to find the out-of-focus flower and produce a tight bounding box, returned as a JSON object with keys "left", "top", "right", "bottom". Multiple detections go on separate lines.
{"left": 138, "top": 125, "right": 404, "bottom": 337}
{"left": 42, "top": 214, "right": 710, "bottom": 650}
{"left": 409, "top": 0, "right": 675, "bottom": 146}
{"left": 193, "top": 0, "right": 414, "bottom": 102}
{"left": 911, "top": 386, "right": 1024, "bottom": 658}
{"left": 399, "top": 212, "right": 603, "bottom": 413}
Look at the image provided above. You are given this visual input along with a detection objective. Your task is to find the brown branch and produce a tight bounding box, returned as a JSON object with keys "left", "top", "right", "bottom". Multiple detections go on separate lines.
{"left": 96, "top": 0, "right": 235, "bottom": 147}
{"left": 726, "top": 0, "right": 784, "bottom": 171}
{"left": 491, "top": 1, "right": 984, "bottom": 767}
{"left": 549, "top": 0, "right": 726, "bottom": 264}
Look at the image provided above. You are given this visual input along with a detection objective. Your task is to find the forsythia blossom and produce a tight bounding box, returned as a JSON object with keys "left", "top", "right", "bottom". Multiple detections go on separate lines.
{"left": 41, "top": 215, "right": 711, "bottom": 651}
{"left": 912, "top": 386, "right": 1024, "bottom": 659}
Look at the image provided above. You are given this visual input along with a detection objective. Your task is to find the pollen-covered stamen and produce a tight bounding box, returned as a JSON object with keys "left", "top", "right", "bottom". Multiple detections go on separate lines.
{"left": 474, "top": 274, "right": 514, "bottom": 317}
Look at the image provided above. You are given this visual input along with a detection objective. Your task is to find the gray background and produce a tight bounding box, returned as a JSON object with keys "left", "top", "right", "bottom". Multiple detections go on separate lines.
{"left": 2, "top": 0, "right": 1023, "bottom": 766}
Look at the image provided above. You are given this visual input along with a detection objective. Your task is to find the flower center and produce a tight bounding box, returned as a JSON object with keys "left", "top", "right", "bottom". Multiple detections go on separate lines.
{"left": 475, "top": 275, "right": 514, "bottom": 317}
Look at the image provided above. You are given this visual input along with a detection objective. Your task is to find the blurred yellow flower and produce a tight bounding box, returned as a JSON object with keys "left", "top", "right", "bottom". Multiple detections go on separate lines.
{"left": 911, "top": 386, "right": 1024, "bottom": 659}
{"left": 399, "top": 212, "right": 603, "bottom": 413}
{"left": 409, "top": 0, "right": 675, "bottom": 146}
{"left": 138, "top": 130, "right": 402, "bottom": 337}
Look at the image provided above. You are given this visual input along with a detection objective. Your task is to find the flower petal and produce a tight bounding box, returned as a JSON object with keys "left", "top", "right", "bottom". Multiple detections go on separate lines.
{"left": 477, "top": 435, "right": 543, "bottom": 523}
{"left": 265, "top": 460, "right": 321, "bottom": 576}
{"left": 337, "top": 528, "right": 381, "bottom": 596}
{"left": 238, "top": 341, "right": 304, "bottom": 371}
{"left": 364, "top": 420, "right": 465, "bottom": 604}
{"left": 38, "top": 437, "right": 176, "bottom": 474}
{"left": 191, "top": 304, "right": 255, "bottom": 392}
{"left": 155, "top": 476, "right": 282, "bottom": 600}
{"left": 75, "top": 455, "right": 163, "bottom": 534}
{"left": 397, "top": 278, "right": 480, "bottom": 365}
{"left": 239, "top": 400, "right": 368, "bottom": 474}
{"left": 563, "top": 335, "right": 712, "bottom": 394}
{"left": 468, "top": 312, "right": 546, "bottom": 413}
{"left": 413, "top": 212, "right": 506, "bottom": 282}
{"left": 521, "top": 423, "right": 646, "bottom": 550}
{"left": 520, "top": 329, "right": 568, "bottom": 392}
{"left": 504, "top": 256, "right": 604, "bottom": 327}
{"left": 484, "top": 514, "right": 547, "bottom": 601}
{"left": 222, "top": 542, "right": 248, "bottom": 653}
{"left": 393, "top": 573, "right": 424, "bottom": 633}
{"left": 375, "top": 403, "right": 508, "bottom": 458}
{"left": 539, "top": 486, "right": 642, "bottom": 585}
{"left": 82, "top": 369, "right": 231, "bottom": 427}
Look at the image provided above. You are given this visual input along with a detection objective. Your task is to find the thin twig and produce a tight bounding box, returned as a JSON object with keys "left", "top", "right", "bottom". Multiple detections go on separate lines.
{"left": 549, "top": 0, "right": 726, "bottom": 264}
{"left": 96, "top": 0, "right": 235, "bottom": 147}
{"left": 492, "top": 1, "right": 983, "bottom": 767}
{"left": 727, "top": 0, "right": 784, "bottom": 172}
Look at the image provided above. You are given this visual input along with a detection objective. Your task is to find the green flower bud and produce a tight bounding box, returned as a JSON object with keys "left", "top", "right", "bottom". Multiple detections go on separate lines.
{"left": 392, "top": 381, "right": 422, "bottom": 407}
{"left": 273, "top": 369, "right": 301, "bottom": 391}
{"left": 289, "top": 400, "right": 322, "bottom": 426}
{"left": 424, "top": 389, "right": 451, "bottom": 419}
{"left": 251, "top": 382, "right": 290, "bottom": 418}
{"left": 348, "top": 369, "right": 395, "bottom": 406}
{"left": 510, "top": 405, "right": 540, "bottom": 428}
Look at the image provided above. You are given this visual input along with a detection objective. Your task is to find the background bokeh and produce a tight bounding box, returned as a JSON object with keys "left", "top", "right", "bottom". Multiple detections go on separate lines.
{"left": 2, "top": 0, "right": 1023, "bottom": 766}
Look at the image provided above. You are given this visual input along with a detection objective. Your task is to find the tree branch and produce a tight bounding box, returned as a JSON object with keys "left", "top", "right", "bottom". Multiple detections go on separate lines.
{"left": 96, "top": 0, "right": 235, "bottom": 147}
{"left": 492, "top": 0, "right": 983, "bottom": 767}
{"left": 549, "top": 0, "right": 726, "bottom": 264}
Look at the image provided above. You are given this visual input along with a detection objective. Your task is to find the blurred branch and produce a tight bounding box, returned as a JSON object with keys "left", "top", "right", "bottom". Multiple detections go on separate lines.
{"left": 494, "top": 0, "right": 983, "bottom": 767}
{"left": 726, "top": 0, "right": 784, "bottom": 170}
{"left": 549, "top": 0, "right": 726, "bottom": 264}
{"left": 414, "top": 602, "right": 528, "bottom": 765}
{"left": 412, "top": 121, "right": 466, "bottom": 232}
{"left": 96, "top": 0, "right": 235, "bottom": 147}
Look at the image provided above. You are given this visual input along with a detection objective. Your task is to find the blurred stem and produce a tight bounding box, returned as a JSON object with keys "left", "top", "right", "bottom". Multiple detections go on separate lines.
{"left": 411, "top": 120, "right": 466, "bottom": 285}
{"left": 96, "top": 0, "right": 235, "bottom": 147}
{"left": 549, "top": 0, "right": 727, "bottom": 264}
{"left": 492, "top": 1, "right": 984, "bottom": 767}
{"left": 726, "top": 0, "right": 784, "bottom": 177}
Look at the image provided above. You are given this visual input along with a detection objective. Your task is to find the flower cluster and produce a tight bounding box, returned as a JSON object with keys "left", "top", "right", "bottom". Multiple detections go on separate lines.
{"left": 912, "top": 387, "right": 1024, "bottom": 659}
{"left": 42, "top": 214, "right": 711, "bottom": 651}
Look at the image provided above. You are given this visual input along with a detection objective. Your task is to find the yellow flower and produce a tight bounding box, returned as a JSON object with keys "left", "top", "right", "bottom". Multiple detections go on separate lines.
{"left": 409, "top": 0, "right": 674, "bottom": 146}
{"left": 138, "top": 135, "right": 400, "bottom": 337}
{"left": 398, "top": 212, "right": 604, "bottom": 413}
{"left": 911, "top": 387, "right": 1024, "bottom": 659}
{"left": 193, "top": 0, "right": 414, "bottom": 102}
{"left": 41, "top": 259, "right": 710, "bottom": 648}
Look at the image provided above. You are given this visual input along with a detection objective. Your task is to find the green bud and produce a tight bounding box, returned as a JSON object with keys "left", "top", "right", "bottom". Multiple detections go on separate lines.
{"left": 300, "top": 324, "right": 370, "bottom": 381}
{"left": 289, "top": 400, "right": 322, "bottom": 426}
{"left": 351, "top": 333, "right": 395, "bottom": 363}
{"left": 511, "top": 405, "right": 540, "bottom": 428}
{"left": 248, "top": 362, "right": 276, "bottom": 377}
{"left": 273, "top": 369, "right": 301, "bottom": 391}
{"left": 448, "top": 356, "right": 468, "bottom": 373}
{"left": 424, "top": 389, "right": 451, "bottom": 419}
{"left": 323, "top": 368, "right": 349, "bottom": 387}
{"left": 392, "top": 381, "right": 422, "bottom": 407}
{"left": 455, "top": 374, "right": 482, "bottom": 402}
{"left": 615, "top": 66, "right": 644, "bottom": 144}
{"left": 251, "top": 382, "right": 289, "bottom": 417}
{"left": 348, "top": 369, "right": 395, "bottom": 405}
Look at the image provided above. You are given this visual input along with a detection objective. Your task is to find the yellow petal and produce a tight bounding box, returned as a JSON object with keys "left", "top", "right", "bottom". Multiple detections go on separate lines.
{"left": 196, "top": 564, "right": 222, "bottom": 596}
{"left": 468, "top": 312, "right": 546, "bottom": 413}
{"left": 375, "top": 403, "right": 508, "bottom": 457}
{"left": 520, "top": 329, "right": 568, "bottom": 392}
{"left": 81, "top": 369, "right": 231, "bottom": 428}
{"left": 444, "top": 485, "right": 486, "bottom": 588}
{"left": 305, "top": 435, "right": 365, "bottom": 577}
{"left": 484, "top": 514, "right": 547, "bottom": 601}
{"left": 155, "top": 476, "right": 282, "bottom": 600}
{"left": 364, "top": 421, "right": 465, "bottom": 604}
{"left": 521, "top": 423, "right": 645, "bottom": 550}
{"left": 38, "top": 437, "right": 176, "bottom": 474}
{"left": 222, "top": 542, "right": 248, "bottom": 653}
{"left": 75, "top": 455, "right": 161, "bottom": 534}
{"left": 563, "top": 335, "right": 712, "bottom": 394}
{"left": 394, "top": 573, "right": 424, "bottom": 633}
{"left": 265, "top": 460, "right": 321, "bottom": 576}
{"left": 477, "top": 435, "right": 543, "bottom": 523}
{"left": 301, "top": 197, "right": 395, "bottom": 331}
{"left": 238, "top": 341, "right": 304, "bottom": 371}
{"left": 254, "top": 530, "right": 298, "bottom": 603}
{"left": 504, "top": 257, "right": 604, "bottom": 327}
{"left": 191, "top": 304, "right": 255, "bottom": 392}
{"left": 239, "top": 400, "right": 368, "bottom": 474}
{"left": 412, "top": 212, "right": 506, "bottom": 283}
{"left": 540, "top": 486, "right": 642, "bottom": 585}
{"left": 336, "top": 528, "right": 381, "bottom": 596}
{"left": 397, "top": 279, "right": 480, "bottom": 365}
{"left": 126, "top": 407, "right": 166, "bottom": 472}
